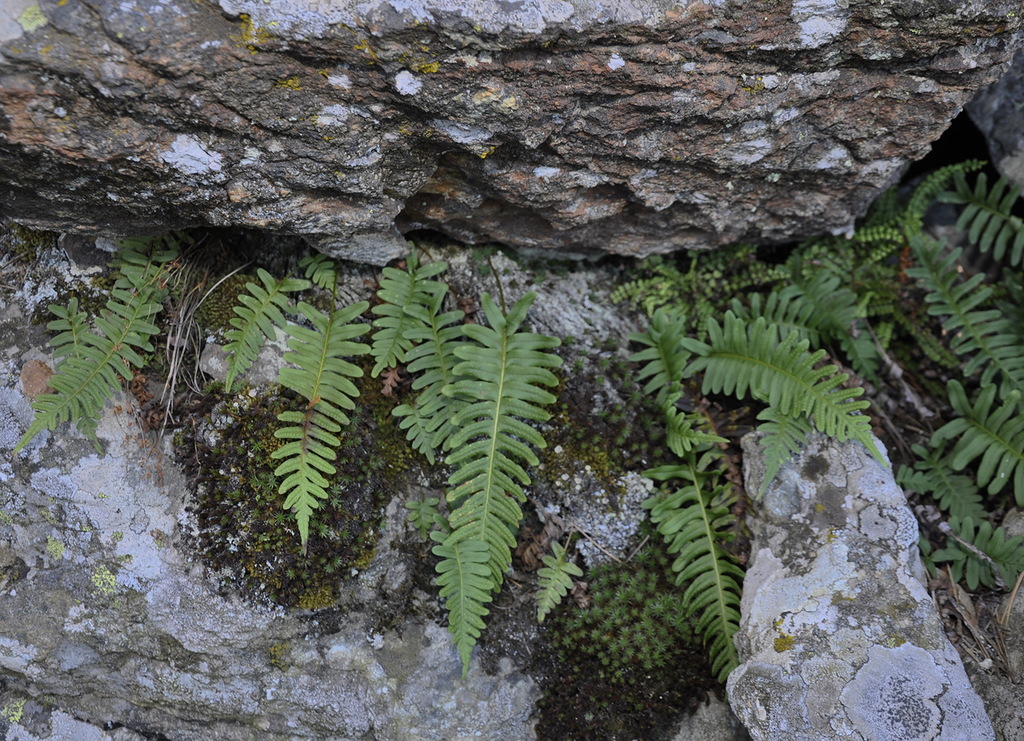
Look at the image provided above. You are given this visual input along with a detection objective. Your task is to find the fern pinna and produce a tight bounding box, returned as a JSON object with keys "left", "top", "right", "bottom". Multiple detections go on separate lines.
{"left": 643, "top": 452, "right": 742, "bottom": 683}
{"left": 272, "top": 300, "right": 370, "bottom": 553}
{"left": 940, "top": 170, "right": 1024, "bottom": 267}
{"left": 14, "top": 237, "right": 180, "bottom": 453}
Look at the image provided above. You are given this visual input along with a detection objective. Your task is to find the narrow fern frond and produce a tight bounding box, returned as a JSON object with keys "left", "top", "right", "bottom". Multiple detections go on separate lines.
{"left": 536, "top": 540, "right": 583, "bottom": 623}
{"left": 896, "top": 444, "right": 987, "bottom": 521}
{"left": 903, "top": 159, "right": 985, "bottom": 236}
{"left": 628, "top": 308, "right": 691, "bottom": 408}
{"left": 15, "top": 244, "right": 177, "bottom": 453}
{"left": 931, "top": 381, "right": 1024, "bottom": 502}
{"left": 729, "top": 285, "right": 821, "bottom": 348}
{"left": 432, "top": 538, "right": 493, "bottom": 677}
{"left": 223, "top": 268, "right": 310, "bottom": 392}
{"left": 442, "top": 292, "right": 562, "bottom": 587}
{"left": 908, "top": 236, "right": 1024, "bottom": 395}
{"left": 370, "top": 252, "right": 449, "bottom": 377}
{"left": 933, "top": 516, "right": 1024, "bottom": 590}
{"left": 941, "top": 171, "right": 1024, "bottom": 267}
{"left": 795, "top": 273, "right": 880, "bottom": 383}
{"left": 406, "top": 496, "right": 443, "bottom": 541}
{"left": 755, "top": 407, "right": 813, "bottom": 495}
{"left": 664, "top": 404, "right": 727, "bottom": 457}
{"left": 299, "top": 253, "right": 339, "bottom": 292}
{"left": 684, "top": 312, "right": 881, "bottom": 462}
{"left": 270, "top": 300, "right": 370, "bottom": 550}
{"left": 644, "top": 452, "right": 742, "bottom": 683}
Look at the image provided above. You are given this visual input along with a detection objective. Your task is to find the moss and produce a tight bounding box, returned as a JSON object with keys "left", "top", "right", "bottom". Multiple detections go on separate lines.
{"left": 1, "top": 221, "right": 58, "bottom": 262}
{"left": 193, "top": 272, "right": 254, "bottom": 340}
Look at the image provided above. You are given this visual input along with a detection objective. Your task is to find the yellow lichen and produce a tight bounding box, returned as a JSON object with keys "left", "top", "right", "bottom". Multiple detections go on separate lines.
{"left": 774, "top": 632, "right": 796, "bottom": 652}
{"left": 91, "top": 566, "right": 118, "bottom": 595}
{"left": 46, "top": 535, "right": 64, "bottom": 560}
{"left": 18, "top": 5, "right": 47, "bottom": 33}
{"left": 275, "top": 76, "right": 302, "bottom": 91}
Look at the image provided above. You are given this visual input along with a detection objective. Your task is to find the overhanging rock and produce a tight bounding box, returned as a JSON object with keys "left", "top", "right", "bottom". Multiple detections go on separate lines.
{"left": 730, "top": 432, "right": 994, "bottom": 740}
{"left": 1, "top": 1, "right": 1022, "bottom": 263}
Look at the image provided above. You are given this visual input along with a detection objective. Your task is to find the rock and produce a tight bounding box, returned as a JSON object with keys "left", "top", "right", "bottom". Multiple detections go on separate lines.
{"left": 968, "top": 48, "right": 1024, "bottom": 187}
{"left": 729, "top": 432, "right": 994, "bottom": 740}
{"left": 1, "top": 1, "right": 1022, "bottom": 263}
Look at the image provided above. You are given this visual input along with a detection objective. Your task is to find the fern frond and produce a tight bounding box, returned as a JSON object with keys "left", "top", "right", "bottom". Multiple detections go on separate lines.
{"left": 15, "top": 244, "right": 177, "bottom": 453}
{"left": 270, "top": 300, "right": 370, "bottom": 550}
{"left": 903, "top": 160, "right": 985, "bottom": 236}
{"left": 536, "top": 540, "right": 583, "bottom": 623}
{"left": 406, "top": 495, "right": 443, "bottom": 541}
{"left": 932, "top": 516, "right": 1024, "bottom": 590}
{"left": 730, "top": 285, "right": 821, "bottom": 348}
{"left": 896, "top": 444, "right": 987, "bottom": 521}
{"left": 795, "top": 273, "right": 880, "bottom": 382}
{"left": 908, "top": 236, "right": 1024, "bottom": 395}
{"left": 432, "top": 538, "right": 493, "bottom": 677}
{"left": 664, "top": 404, "right": 727, "bottom": 457}
{"left": 684, "top": 312, "right": 881, "bottom": 462}
{"left": 755, "top": 407, "right": 813, "bottom": 495}
{"left": 223, "top": 268, "right": 310, "bottom": 392}
{"left": 941, "top": 171, "right": 1024, "bottom": 266}
{"left": 370, "top": 252, "right": 448, "bottom": 377}
{"left": 644, "top": 452, "right": 742, "bottom": 682}
{"left": 441, "top": 292, "right": 562, "bottom": 587}
{"left": 931, "top": 381, "right": 1024, "bottom": 502}
{"left": 299, "top": 253, "right": 339, "bottom": 292}
{"left": 628, "top": 308, "right": 692, "bottom": 407}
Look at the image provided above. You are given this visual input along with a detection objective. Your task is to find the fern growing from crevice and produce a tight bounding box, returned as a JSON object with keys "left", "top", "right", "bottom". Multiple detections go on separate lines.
{"left": 896, "top": 444, "right": 987, "bottom": 522}
{"left": 536, "top": 540, "right": 583, "bottom": 623}
{"left": 931, "top": 515, "right": 1024, "bottom": 590}
{"left": 940, "top": 170, "right": 1024, "bottom": 266}
{"left": 14, "top": 237, "right": 181, "bottom": 453}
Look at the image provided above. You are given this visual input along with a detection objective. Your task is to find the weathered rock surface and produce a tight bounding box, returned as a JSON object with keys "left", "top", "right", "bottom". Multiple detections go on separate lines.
{"left": 969, "top": 48, "right": 1024, "bottom": 188}
{"left": 1, "top": 1, "right": 1022, "bottom": 263}
{"left": 729, "top": 432, "right": 994, "bottom": 741}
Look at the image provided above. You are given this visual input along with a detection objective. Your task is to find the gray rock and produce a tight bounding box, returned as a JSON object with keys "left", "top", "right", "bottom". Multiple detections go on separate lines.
{"left": 969, "top": 48, "right": 1024, "bottom": 187}
{"left": 730, "top": 432, "right": 994, "bottom": 741}
{"left": 1, "top": 1, "right": 1021, "bottom": 262}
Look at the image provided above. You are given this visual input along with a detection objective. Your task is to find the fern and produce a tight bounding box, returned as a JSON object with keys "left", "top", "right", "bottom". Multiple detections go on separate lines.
{"left": 432, "top": 538, "right": 493, "bottom": 677}
{"left": 896, "top": 444, "right": 987, "bottom": 521}
{"left": 435, "top": 291, "right": 561, "bottom": 673}
{"left": 932, "top": 516, "right": 1024, "bottom": 590}
{"left": 907, "top": 235, "right": 1024, "bottom": 396}
{"left": 15, "top": 241, "right": 178, "bottom": 453}
{"left": 684, "top": 312, "right": 882, "bottom": 463}
{"left": 756, "top": 407, "right": 814, "bottom": 495}
{"left": 643, "top": 451, "right": 742, "bottom": 683}
{"left": 902, "top": 160, "right": 986, "bottom": 236}
{"left": 536, "top": 540, "right": 583, "bottom": 623}
{"left": 270, "top": 300, "right": 370, "bottom": 551}
{"left": 299, "top": 253, "right": 339, "bottom": 291}
{"left": 628, "top": 308, "right": 692, "bottom": 408}
{"left": 370, "top": 251, "right": 448, "bottom": 377}
{"left": 930, "top": 381, "right": 1024, "bottom": 502}
{"left": 222, "top": 268, "right": 310, "bottom": 392}
{"left": 406, "top": 496, "right": 444, "bottom": 541}
{"left": 941, "top": 170, "right": 1024, "bottom": 266}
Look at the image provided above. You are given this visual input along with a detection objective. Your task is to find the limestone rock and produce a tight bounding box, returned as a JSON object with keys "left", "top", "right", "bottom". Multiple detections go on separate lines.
{"left": 1, "top": 1, "right": 1022, "bottom": 263}
{"left": 730, "top": 432, "right": 994, "bottom": 741}
{"left": 969, "top": 48, "right": 1024, "bottom": 188}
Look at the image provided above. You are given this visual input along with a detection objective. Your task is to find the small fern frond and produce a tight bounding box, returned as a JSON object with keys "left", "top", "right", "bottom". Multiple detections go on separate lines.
{"left": 684, "top": 312, "right": 881, "bottom": 462}
{"left": 664, "top": 404, "right": 727, "bottom": 457}
{"left": 299, "top": 253, "right": 339, "bottom": 292}
{"left": 442, "top": 292, "right": 562, "bottom": 586}
{"left": 795, "top": 273, "right": 880, "bottom": 383}
{"left": 406, "top": 495, "right": 443, "bottom": 541}
{"left": 933, "top": 516, "right": 1024, "bottom": 590}
{"left": 903, "top": 159, "right": 985, "bottom": 236}
{"left": 908, "top": 236, "right": 1024, "bottom": 395}
{"left": 941, "top": 171, "right": 1024, "bottom": 266}
{"left": 644, "top": 452, "right": 742, "bottom": 682}
{"left": 432, "top": 538, "right": 493, "bottom": 677}
{"left": 536, "top": 540, "right": 583, "bottom": 623}
{"left": 223, "top": 268, "right": 310, "bottom": 392}
{"left": 896, "top": 444, "right": 986, "bottom": 521}
{"left": 628, "top": 308, "right": 691, "bottom": 407}
{"left": 370, "top": 252, "right": 449, "bottom": 377}
{"left": 730, "top": 285, "right": 821, "bottom": 348}
{"left": 931, "top": 381, "right": 1024, "bottom": 502}
{"left": 755, "top": 407, "right": 813, "bottom": 495}
{"left": 271, "top": 300, "right": 370, "bottom": 550}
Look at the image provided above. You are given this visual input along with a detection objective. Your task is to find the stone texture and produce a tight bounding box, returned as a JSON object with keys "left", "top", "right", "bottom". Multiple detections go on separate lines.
{"left": 968, "top": 48, "right": 1024, "bottom": 188}
{"left": 0, "top": 1, "right": 1021, "bottom": 263}
{"left": 729, "top": 432, "right": 994, "bottom": 741}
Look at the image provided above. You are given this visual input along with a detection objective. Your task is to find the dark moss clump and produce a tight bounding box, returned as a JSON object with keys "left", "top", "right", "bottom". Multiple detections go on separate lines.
{"left": 181, "top": 377, "right": 413, "bottom": 608}
{"left": 535, "top": 542, "right": 717, "bottom": 741}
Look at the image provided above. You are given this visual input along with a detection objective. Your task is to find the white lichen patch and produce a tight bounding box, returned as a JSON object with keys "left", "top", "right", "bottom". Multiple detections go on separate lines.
{"left": 532, "top": 166, "right": 562, "bottom": 181}
{"left": 791, "top": 0, "right": 848, "bottom": 49}
{"left": 160, "top": 134, "right": 224, "bottom": 176}
{"left": 394, "top": 70, "right": 422, "bottom": 96}
{"left": 430, "top": 119, "right": 493, "bottom": 145}
{"left": 607, "top": 53, "right": 625, "bottom": 71}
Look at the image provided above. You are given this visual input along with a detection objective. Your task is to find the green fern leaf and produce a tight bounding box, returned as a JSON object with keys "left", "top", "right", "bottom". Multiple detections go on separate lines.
{"left": 684, "top": 312, "right": 881, "bottom": 462}
{"left": 536, "top": 540, "right": 583, "bottom": 623}
{"left": 271, "top": 300, "right": 370, "bottom": 550}
{"left": 664, "top": 404, "right": 727, "bottom": 457}
{"left": 441, "top": 291, "right": 561, "bottom": 585}
{"left": 370, "top": 252, "right": 449, "bottom": 377}
{"left": 433, "top": 538, "right": 493, "bottom": 677}
{"left": 903, "top": 160, "right": 985, "bottom": 236}
{"left": 223, "top": 268, "right": 310, "bottom": 392}
{"left": 931, "top": 381, "right": 1024, "bottom": 502}
{"left": 406, "top": 495, "right": 444, "bottom": 541}
{"left": 907, "top": 235, "right": 1024, "bottom": 395}
{"left": 15, "top": 244, "right": 177, "bottom": 453}
{"left": 730, "top": 285, "right": 822, "bottom": 348}
{"left": 644, "top": 452, "right": 742, "bottom": 682}
{"left": 941, "top": 171, "right": 1024, "bottom": 266}
{"left": 896, "top": 444, "right": 987, "bottom": 521}
{"left": 628, "top": 308, "right": 692, "bottom": 407}
{"left": 933, "top": 516, "right": 1024, "bottom": 590}
{"left": 299, "top": 253, "right": 339, "bottom": 292}
{"left": 755, "top": 407, "right": 813, "bottom": 495}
